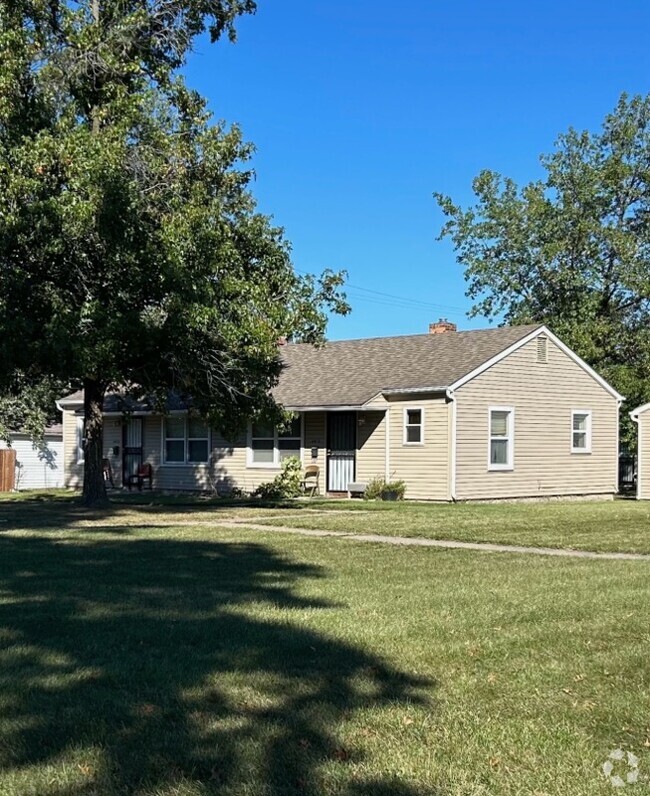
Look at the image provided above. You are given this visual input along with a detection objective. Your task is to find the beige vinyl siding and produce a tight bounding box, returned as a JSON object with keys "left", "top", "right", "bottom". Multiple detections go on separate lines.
{"left": 152, "top": 417, "right": 298, "bottom": 494}
{"left": 63, "top": 411, "right": 315, "bottom": 495}
{"left": 102, "top": 418, "right": 123, "bottom": 488}
{"left": 454, "top": 336, "right": 619, "bottom": 500}
{"left": 62, "top": 409, "right": 83, "bottom": 488}
{"left": 144, "top": 416, "right": 213, "bottom": 491}
{"left": 635, "top": 410, "right": 650, "bottom": 500}
{"left": 63, "top": 410, "right": 124, "bottom": 488}
{"left": 387, "top": 395, "right": 451, "bottom": 501}
{"left": 356, "top": 411, "right": 386, "bottom": 483}
{"left": 304, "top": 412, "right": 326, "bottom": 494}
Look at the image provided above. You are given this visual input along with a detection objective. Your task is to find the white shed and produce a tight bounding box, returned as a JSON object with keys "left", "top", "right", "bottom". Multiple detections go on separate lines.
{"left": 0, "top": 425, "right": 64, "bottom": 490}
{"left": 630, "top": 404, "right": 650, "bottom": 500}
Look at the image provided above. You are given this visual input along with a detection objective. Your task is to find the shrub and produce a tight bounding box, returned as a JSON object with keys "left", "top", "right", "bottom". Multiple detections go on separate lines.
{"left": 363, "top": 475, "right": 407, "bottom": 501}
{"left": 382, "top": 480, "right": 406, "bottom": 500}
{"left": 255, "top": 456, "right": 303, "bottom": 500}
{"left": 364, "top": 476, "right": 387, "bottom": 500}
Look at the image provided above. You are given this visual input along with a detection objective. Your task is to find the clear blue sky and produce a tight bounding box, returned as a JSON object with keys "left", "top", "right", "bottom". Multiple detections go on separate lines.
{"left": 184, "top": 0, "right": 650, "bottom": 340}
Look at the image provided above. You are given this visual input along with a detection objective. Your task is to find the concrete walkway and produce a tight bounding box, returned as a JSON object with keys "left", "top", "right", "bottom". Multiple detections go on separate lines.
{"left": 221, "top": 519, "right": 650, "bottom": 562}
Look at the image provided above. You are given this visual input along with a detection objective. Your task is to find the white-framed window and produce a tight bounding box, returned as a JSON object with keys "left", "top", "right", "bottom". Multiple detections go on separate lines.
{"left": 571, "top": 410, "right": 592, "bottom": 454}
{"left": 488, "top": 406, "right": 514, "bottom": 471}
{"left": 76, "top": 416, "right": 85, "bottom": 464}
{"left": 248, "top": 417, "right": 301, "bottom": 467}
{"left": 403, "top": 407, "right": 424, "bottom": 445}
{"left": 162, "top": 415, "right": 209, "bottom": 464}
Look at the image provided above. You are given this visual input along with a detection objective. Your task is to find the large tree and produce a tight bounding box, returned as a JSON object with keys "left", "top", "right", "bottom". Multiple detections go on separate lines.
{"left": 0, "top": 1, "right": 348, "bottom": 505}
{"left": 435, "top": 93, "right": 650, "bottom": 446}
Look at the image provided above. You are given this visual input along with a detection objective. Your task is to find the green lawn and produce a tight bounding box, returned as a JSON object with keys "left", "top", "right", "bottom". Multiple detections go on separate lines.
{"left": 0, "top": 495, "right": 648, "bottom": 795}
{"left": 254, "top": 499, "right": 650, "bottom": 555}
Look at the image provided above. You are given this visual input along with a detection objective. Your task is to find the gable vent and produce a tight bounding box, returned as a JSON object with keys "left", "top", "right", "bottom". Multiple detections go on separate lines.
{"left": 537, "top": 335, "right": 548, "bottom": 363}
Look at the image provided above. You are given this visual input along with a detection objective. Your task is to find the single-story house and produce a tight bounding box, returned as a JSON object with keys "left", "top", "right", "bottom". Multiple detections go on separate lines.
{"left": 58, "top": 321, "right": 623, "bottom": 501}
{"left": 630, "top": 404, "right": 650, "bottom": 499}
{"left": 0, "top": 425, "right": 64, "bottom": 490}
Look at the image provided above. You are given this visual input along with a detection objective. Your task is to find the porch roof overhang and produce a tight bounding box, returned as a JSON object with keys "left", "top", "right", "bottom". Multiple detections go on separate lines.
{"left": 364, "top": 385, "right": 449, "bottom": 402}
{"left": 284, "top": 404, "right": 368, "bottom": 412}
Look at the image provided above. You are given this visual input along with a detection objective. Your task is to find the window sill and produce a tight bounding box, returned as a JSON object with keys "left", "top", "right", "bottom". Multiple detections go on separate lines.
{"left": 571, "top": 450, "right": 592, "bottom": 455}
{"left": 403, "top": 442, "right": 425, "bottom": 447}
{"left": 487, "top": 465, "right": 514, "bottom": 472}
{"left": 246, "top": 463, "right": 283, "bottom": 470}
{"left": 160, "top": 462, "right": 210, "bottom": 467}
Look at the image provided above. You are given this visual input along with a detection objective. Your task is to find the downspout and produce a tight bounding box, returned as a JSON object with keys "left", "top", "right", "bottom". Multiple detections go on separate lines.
{"left": 630, "top": 408, "right": 641, "bottom": 500}
{"left": 446, "top": 388, "right": 457, "bottom": 501}
{"left": 615, "top": 397, "right": 622, "bottom": 496}
{"left": 384, "top": 407, "right": 390, "bottom": 479}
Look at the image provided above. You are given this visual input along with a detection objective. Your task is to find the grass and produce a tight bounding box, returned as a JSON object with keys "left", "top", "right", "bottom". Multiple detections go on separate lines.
{"left": 252, "top": 499, "right": 650, "bottom": 555}
{"left": 0, "top": 494, "right": 649, "bottom": 794}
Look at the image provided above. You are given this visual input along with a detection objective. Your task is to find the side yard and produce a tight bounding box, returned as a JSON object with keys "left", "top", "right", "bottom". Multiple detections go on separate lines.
{"left": 252, "top": 499, "right": 650, "bottom": 555}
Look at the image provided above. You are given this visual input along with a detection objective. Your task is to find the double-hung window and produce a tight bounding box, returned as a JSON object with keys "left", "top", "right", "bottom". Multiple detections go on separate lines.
{"left": 488, "top": 407, "right": 514, "bottom": 470}
{"left": 403, "top": 408, "right": 424, "bottom": 444}
{"left": 249, "top": 417, "right": 301, "bottom": 466}
{"left": 571, "top": 410, "right": 592, "bottom": 453}
{"left": 163, "top": 416, "right": 209, "bottom": 464}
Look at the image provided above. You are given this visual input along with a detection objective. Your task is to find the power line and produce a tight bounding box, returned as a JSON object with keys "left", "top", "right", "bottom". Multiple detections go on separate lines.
{"left": 294, "top": 268, "right": 468, "bottom": 317}
{"left": 345, "top": 291, "right": 468, "bottom": 318}
{"left": 346, "top": 283, "right": 466, "bottom": 314}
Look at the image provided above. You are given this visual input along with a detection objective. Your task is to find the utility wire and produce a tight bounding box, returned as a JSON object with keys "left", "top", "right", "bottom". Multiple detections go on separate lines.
{"left": 294, "top": 268, "right": 468, "bottom": 317}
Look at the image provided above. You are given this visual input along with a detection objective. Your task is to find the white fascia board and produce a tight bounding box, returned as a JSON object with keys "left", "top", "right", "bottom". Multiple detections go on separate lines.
{"left": 630, "top": 403, "right": 650, "bottom": 421}
{"left": 284, "top": 404, "right": 365, "bottom": 412}
{"left": 56, "top": 399, "right": 83, "bottom": 411}
{"left": 449, "top": 325, "right": 625, "bottom": 402}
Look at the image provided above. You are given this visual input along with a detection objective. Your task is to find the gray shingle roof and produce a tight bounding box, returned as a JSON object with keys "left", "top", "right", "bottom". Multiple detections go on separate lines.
{"left": 274, "top": 324, "right": 542, "bottom": 408}
{"left": 58, "top": 324, "right": 543, "bottom": 411}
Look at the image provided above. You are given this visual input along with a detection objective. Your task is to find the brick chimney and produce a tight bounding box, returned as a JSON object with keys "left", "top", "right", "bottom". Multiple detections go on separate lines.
{"left": 428, "top": 318, "right": 457, "bottom": 334}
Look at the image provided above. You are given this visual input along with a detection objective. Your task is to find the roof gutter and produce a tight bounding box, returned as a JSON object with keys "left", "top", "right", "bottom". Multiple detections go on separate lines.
{"left": 55, "top": 399, "right": 79, "bottom": 411}
{"left": 284, "top": 404, "right": 366, "bottom": 412}
{"left": 376, "top": 385, "right": 449, "bottom": 397}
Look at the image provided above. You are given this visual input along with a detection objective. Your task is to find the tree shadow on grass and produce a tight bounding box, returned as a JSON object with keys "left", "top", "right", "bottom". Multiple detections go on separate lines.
{"left": 0, "top": 532, "right": 436, "bottom": 795}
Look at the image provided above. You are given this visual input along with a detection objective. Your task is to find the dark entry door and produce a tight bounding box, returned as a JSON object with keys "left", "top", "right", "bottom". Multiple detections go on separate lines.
{"left": 327, "top": 412, "right": 356, "bottom": 492}
{"left": 122, "top": 418, "right": 144, "bottom": 485}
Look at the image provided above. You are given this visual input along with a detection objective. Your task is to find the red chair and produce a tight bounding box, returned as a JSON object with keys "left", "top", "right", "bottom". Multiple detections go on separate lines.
{"left": 126, "top": 463, "right": 153, "bottom": 491}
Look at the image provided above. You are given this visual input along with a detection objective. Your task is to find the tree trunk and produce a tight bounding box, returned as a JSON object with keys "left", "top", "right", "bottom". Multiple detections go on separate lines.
{"left": 81, "top": 377, "right": 109, "bottom": 507}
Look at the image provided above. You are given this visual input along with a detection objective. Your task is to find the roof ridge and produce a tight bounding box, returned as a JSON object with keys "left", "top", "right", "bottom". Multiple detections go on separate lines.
{"left": 285, "top": 323, "right": 542, "bottom": 347}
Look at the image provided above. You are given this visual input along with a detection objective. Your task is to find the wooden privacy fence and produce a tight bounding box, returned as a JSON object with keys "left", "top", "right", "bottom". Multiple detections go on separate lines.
{"left": 0, "top": 449, "right": 16, "bottom": 492}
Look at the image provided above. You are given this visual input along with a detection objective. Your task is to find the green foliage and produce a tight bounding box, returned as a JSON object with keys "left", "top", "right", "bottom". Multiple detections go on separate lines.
{"left": 0, "top": 374, "right": 64, "bottom": 442}
{"left": 383, "top": 480, "right": 406, "bottom": 500}
{"left": 435, "top": 93, "right": 650, "bottom": 446}
{"left": 364, "top": 476, "right": 406, "bottom": 501}
{"left": 364, "top": 476, "right": 387, "bottom": 500}
{"left": 0, "top": 1, "right": 348, "bottom": 502}
{"left": 254, "top": 456, "right": 303, "bottom": 500}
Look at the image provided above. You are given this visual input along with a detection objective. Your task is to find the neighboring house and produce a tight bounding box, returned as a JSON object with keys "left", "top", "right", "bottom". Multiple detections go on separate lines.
{"left": 0, "top": 425, "right": 64, "bottom": 490}
{"left": 630, "top": 404, "right": 650, "bottom": 499}
{"left": 58, "top": 321, "right": 623, "bottom": 501}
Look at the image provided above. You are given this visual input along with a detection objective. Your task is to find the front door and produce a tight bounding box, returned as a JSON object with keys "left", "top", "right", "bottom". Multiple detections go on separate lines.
{"left": 327, "top": 412, "right": 356, "bottom": 492}
{"left": 122, "top": 417, "right": 144, "bottom": 485}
